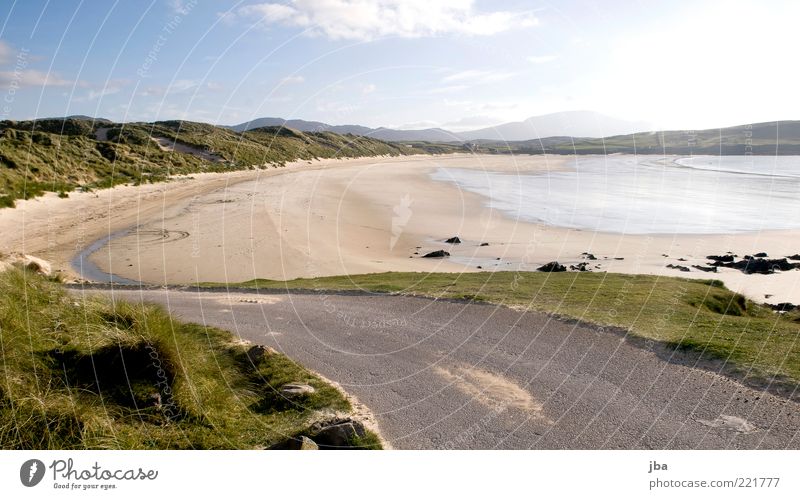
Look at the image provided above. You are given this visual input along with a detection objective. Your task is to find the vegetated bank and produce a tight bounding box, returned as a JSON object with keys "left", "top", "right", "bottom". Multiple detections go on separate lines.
{"left": 0, "top": 117, "right": 448, "bottom": 208}
{"left": 0, "top": 267, "right": 381, "bottom": 449}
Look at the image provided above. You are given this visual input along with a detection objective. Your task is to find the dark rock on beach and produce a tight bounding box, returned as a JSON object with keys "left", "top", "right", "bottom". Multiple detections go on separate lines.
{"left": 707, "top": 255, "right": 734, "bottom": 263}
{"left": 666, "top": 264, "right": 691, "bottom": 272}
{"left": 787, "top": 254, "right": 800, "bottom": 261}
{"left": 422, "top": 250, "right": 450, "bottom": 258}
{"left": 537, "top": 261, "right": 566, "bottom": 272}
{"left": 570, "top": 262, "right": 590, "bottom": 272}
{"left": 691, "top": 265, "right": 717, "bottom": 273}
{"left": 714, "top": 257, "right": 799, "bottom": 274}
{"left": 479, "top": 242, "right": 489, "bottom": 247}
{"left": 581, "top": 252, "right": 597, "bottom": 260}
{"left": 754, "top": 252, "right": 768, "bottom": 258}
{"left": 445, "top": 236, "right": 461, "bottom": 244}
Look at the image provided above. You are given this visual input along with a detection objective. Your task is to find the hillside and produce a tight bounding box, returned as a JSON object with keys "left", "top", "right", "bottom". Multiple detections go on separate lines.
{"left": 0, "top": 117, "right": 433, "bottom": 208}
{"left": 478, "top": 121, "right": 800, "bottom": 155}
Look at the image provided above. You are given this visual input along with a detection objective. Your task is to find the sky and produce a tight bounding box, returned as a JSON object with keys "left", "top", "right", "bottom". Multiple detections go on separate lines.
{"left": 0, "top": 0, "right": 798, "bottom": 131}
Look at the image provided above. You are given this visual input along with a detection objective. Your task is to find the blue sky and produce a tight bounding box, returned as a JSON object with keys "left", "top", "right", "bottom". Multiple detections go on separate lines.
{"left": 1, "top": 0, "right": 798, "bottom": 130}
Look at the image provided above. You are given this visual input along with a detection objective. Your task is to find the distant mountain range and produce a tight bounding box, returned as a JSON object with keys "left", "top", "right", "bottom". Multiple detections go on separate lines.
{"left": 228, "top": 111, "right": 652, "bottom": 142}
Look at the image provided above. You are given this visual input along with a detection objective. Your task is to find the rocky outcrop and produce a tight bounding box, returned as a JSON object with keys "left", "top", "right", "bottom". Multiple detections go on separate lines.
{"left": 712, "top": 257, "right": 799, "bottom": 275}
{"left": 537, "top": 261, "right": 566, "bottom": 272}
{"left": 569, "top": 262, "right": 589, "bottom": 272}
{"left": 310, "top": 417, "right": 367, "bottom": 448}
{"left": 445, "top": 236, "right": 461, "bottom": 244}
{"left": 692, "top": 265, "right": 717, "bottom": 273}
{"left": 422, "top": 250, "right": 450, "bottom": 258}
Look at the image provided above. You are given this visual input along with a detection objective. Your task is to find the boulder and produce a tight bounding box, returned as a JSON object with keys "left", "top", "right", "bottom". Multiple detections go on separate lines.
{"left": 311, "top": 418, "right": 367, "bottom": 448}
{"left": 279, "top": 383, "right": 316, "bottom": 398}
{"left": 787, "top": 254, "right": 800, "bottom": 261}
{"left": 479, "top": 242, "right": 489, "bottom": 247}
{"left": 691, "top": 265, "right": 717, "bottom": 273}
{"left": 580, "top": 252, "right": 597, "bottom": 260}
{"left": 537, "top": 261, "right": 566, "bottom": 272}
{"left": 422, "top": 250, "right": 450, "bottom": 258}
{"left": 570, "top": 262, "right": 589, "bottom": 272}
{"left": 445, "top": 236, "right": 461, "bottom": 244}
{"left": 754, "top": 252, "right": 768, "bottom": 258}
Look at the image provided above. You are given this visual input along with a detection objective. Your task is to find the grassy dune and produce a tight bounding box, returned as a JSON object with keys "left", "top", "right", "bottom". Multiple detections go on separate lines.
{"left": 204, "top": 272, "right": 800, "bottom": 391}
{"left": 0, "top": 268, "right": 379, "bottom": 449}
{"left": 0, "top": 117, "right": 430, "bottom": 208}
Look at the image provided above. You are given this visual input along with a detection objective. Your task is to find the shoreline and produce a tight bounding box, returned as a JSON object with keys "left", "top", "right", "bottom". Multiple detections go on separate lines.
{"left": 3, "top": 153, "right": 799, "bottom": 305}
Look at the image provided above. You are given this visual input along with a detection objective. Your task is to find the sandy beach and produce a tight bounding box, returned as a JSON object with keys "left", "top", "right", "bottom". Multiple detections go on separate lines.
{"left": 2, "top": 153, "right": 799, "bottom": 304}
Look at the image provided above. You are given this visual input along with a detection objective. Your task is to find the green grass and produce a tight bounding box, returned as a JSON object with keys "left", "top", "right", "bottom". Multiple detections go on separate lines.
{"left": 201, "top": 271, "right": 800, "bottom": 389}
{"left": 0, "top": 268, "right": 380, "bottom": 449}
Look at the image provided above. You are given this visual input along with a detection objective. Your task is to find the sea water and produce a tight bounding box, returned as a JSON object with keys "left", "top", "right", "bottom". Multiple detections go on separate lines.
{"left": 430, "top": 155, "right": 800, "bottom": 234}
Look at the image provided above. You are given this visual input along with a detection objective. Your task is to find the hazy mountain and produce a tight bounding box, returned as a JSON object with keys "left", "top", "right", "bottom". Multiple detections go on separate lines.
{"left": 456, "top": 111, "right": 653, "bottom": 142}
{"left": 477, "top": 120, "right": 800, "bottom": 155}
{"left": 228, "top": 111, "right": 651, "bottom": 142}
{"left": 228, "top": 117, "right": 373, "bottom": 135}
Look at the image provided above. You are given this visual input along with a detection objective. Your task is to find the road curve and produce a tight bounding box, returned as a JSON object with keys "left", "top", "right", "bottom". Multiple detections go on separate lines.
{"left": 80, "top": 287, "right": 799, "bottom": 449}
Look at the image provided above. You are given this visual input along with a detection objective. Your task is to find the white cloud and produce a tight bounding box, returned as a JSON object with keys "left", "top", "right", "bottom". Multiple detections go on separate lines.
{"left": 442, "top": 115, "right": 504, "bottom": 131}
{"left": 527, "top": 54, "right": 557, "bottom": 64}
{"left": 76, "top": 79, "right": 130, "bottom": 102}
{"left": 428, "top": 84, "right": 468, "bottom": 94}
{"left": 278, "top": 75, "right": 305, "bottom": 86}
{"left": 170, "top": 79, "right": 200, "bottom": 92}
{"left": 234, "top": 0, "right": 538, "bottom": 41}
{"left": 394, "top": 120, "right": 440, "bottom": 130}
{"left": 441, "top": 69, "right": 515, "bottom": 85}
{"left": 0, "top": 40, "right": 13, "bottom": 64}
{"left": 0, "top": 69, "right": 72, "bottom": 88}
